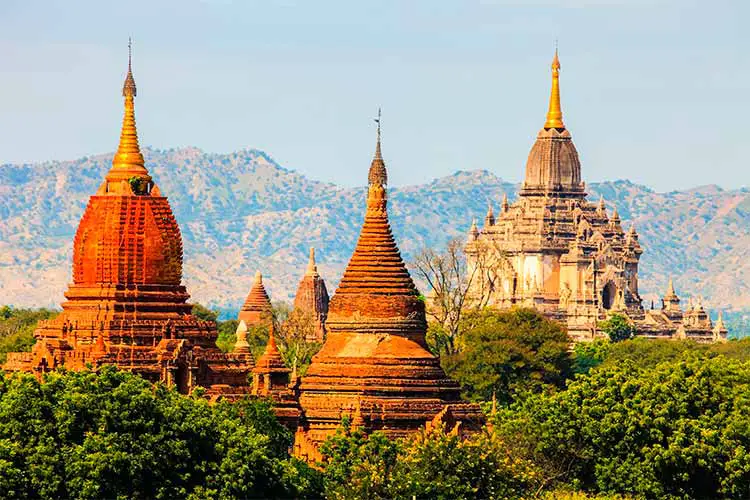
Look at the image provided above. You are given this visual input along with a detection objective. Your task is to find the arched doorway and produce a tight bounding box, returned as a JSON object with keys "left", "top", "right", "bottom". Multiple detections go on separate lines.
{"left": 602, "top": 282, "right": 616, "bottom": 310}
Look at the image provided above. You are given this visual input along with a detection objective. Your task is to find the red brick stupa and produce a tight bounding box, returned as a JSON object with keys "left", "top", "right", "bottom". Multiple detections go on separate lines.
{"left": 251, "top": 324, "right": 300, "bottom": 429}
{"left": 238, "top": 271, "right": 273, "bottom": 326}
{"left": 3, "top": 45, "right": 253, "bottom": 396}
{"left": 294, "top": 115, "right": 483, "bottom": 460}
{"left": 292, "top": 247, "right": 329, "bottom": 342}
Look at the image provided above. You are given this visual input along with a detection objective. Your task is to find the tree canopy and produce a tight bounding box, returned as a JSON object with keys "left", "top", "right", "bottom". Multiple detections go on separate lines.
{"left": 493, "top": 353, "right": 750, "bottom": 499}
{"left": 0, "top": 367, "right": 321, "bottom": 499}
{"left": 443, "top": 307, "right": 572, "bottom": 403}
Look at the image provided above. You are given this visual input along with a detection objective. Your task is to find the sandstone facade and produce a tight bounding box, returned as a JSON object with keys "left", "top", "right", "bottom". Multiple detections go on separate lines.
{"left": 464, "top": 52, "right": 727, "bottom": 342}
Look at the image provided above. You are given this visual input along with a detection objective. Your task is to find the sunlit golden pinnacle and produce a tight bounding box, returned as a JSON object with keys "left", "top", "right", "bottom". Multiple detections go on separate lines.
{"left": 110, "top": 37, "right": 147, "bottom": 180}
{"left": 544, "top": 48, "right": 565, "bottom": 130}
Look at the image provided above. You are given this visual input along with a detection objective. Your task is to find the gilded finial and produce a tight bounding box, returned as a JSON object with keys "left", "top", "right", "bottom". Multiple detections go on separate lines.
{"left": 544, "top": 46, "right": 565, "bottom": 130}
{"left": 109, "top": 38, "right": 148, "bottom": 182}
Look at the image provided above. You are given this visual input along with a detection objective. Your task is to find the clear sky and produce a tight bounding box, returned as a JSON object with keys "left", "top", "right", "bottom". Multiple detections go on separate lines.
{"left": 0, "top": 0, "right": 746, "bottom": 191}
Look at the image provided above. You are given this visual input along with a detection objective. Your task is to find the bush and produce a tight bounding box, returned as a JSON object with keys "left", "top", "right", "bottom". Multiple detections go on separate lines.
{"left": 597, "top": 314, "right": 634, "bottom": 343}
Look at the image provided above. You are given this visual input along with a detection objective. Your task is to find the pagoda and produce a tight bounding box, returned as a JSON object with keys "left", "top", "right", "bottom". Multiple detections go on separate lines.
{"left": 238, "top": 271, "right": 273, "bottom": 326}
{"left": 3, "top": 44, "right": 255, "bottom": 393}
{"left": 463, "top": 51, "right": 726, "bottom": 342}
{"left": 292, "top": 247, "right": 329, "bottom": 342}
{"left": 251, "top": 323, "right": 301, "bottom": 429}
{"left": 294, "top": 115, "right": 483, "bottom": 461}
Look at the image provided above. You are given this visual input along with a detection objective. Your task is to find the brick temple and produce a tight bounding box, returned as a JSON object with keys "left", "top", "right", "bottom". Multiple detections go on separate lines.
{"left": 463, "top": 51, "right": 727, "bottom": 342}
{"left": 2, "top": 49, "right": 254, "bottom": 395}
{"left": 293, "top": 120, "right": 484, "bottom": 461}
{"left": 238, "top": 271, "right": 273, "bottom": 326}
{"left": 292, "top": 247, "right": 329, "bottom": 342}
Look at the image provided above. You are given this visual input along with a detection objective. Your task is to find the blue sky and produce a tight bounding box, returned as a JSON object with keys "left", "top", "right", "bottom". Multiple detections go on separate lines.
{"left": 0, "top": 0, "right": 746, "bottom": 190}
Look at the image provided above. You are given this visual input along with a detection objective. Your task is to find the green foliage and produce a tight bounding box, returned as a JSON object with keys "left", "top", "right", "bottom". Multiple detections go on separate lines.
{"left": 320, "top": 421, "right": 538, "bottom": 500}
{"left": 319, "top": 419, "right": 401, "bottom": 499}
{"left": 425, "top": 322, "right": 451, "bottom": 357}
{"left": 0, "top": 367, "right": 322, "bottom": 499}
{"left": 572, "top": 339, "right": 611, "bottom": 375}
{"left": 493, "top": 354, "right": 750, "bottom": 499}
{"left": 0, "top": 306, "right": 59, "bottom": 364}
{"left": 597, "top": 314, "right": 634, "bottom": 343}
{"left": 443, "top": 307, "right": 572, "bottom": 403}
{"left": 216, "top": 319, "right": 239, "bottom": 352}
{"left": 191, "top": 303, "right": 219, "bottom": 323}
{"left": 127, "top": 176, "right": 147, "bottom": 195}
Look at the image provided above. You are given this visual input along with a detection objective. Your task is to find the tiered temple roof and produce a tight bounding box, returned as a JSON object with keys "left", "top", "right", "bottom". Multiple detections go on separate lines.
{"left": 3, "top": 44, "right": 254, "bottom": 394}
{"left": 238, "top": 271, "right": 273, "bottom": 325}
{"left": 294, "top": 116, "right": 483, "bottom": 461}
{"left": 251, "top": 324, "right": 300, "bottom": 428}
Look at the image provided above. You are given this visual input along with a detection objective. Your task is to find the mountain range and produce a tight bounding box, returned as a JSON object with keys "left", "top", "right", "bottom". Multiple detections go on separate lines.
{"left": 2, "top": 147, "right": 749, "bottom": 320}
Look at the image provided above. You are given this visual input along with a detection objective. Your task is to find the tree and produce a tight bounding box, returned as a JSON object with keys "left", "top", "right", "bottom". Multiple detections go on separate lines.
{"left": 0, "top": 367, "right": 323, "bottom": 499}
{"left": 597, "top": 313, "right": 634, "bottom": 343}
{"left": 493, "top": 354, "right": 750, "bottom": 498}
{"left": 571, "top": 339, "right": 610, "bottom": 375}
{"left": 276, "top": 309, "right": 322, "bottom": 377}
{"left": 320, "top": 419, "right": 539, "bottom": 500}
{"left": 443, "top": 308, "right": 572, "bottom": 404}
{"left": 191, "top": 303, "right": 219, "bottom": 323}
{"left": 411, "top": 238, "right": 497, "bottom": 355}
{"left": 0, "top": 306, "right": 59, "bottom": 364}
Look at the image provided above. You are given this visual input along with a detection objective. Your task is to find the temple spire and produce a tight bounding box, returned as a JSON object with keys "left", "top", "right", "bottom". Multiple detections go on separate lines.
{"left": 109, "top": 38, "right": 148, "bottom": 181}
{"left": 544, "top": 47, "right": 565, "bottom": 130}
{"left": 306, "top": 247, "right": 319, "bottom": 277}
{"left": 368, "top": 108, "right": 387, "bottom": 187}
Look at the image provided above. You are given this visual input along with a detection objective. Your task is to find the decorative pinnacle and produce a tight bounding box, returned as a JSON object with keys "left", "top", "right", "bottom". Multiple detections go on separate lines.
{"left": 375, "top": 107, "right": 382, "bottom": 158}
{"left": 368, "top": 107, "right": 388, "bottom": 187}
{"left": 544, "top": 46, "right": 564, "bottom": 130}
{"left": 267, "top": 321, "right": 278, "bottom": 350}
{"left": 306, "top": 247, "right": 318, "bottom": 276}
{"left": 254, "top": 270, "right": 263, "bottom": 284}
{"left": 233, "top": 320, "right": 251, "bottom": 353}
{"left": 109, "top": 38, "right": 147, "bottom": 180}
{"left": 123, "top": 37, "right": 137, "bottom": 98}
{"left": 666, "top": 278, "right": 676, "bottom": 296}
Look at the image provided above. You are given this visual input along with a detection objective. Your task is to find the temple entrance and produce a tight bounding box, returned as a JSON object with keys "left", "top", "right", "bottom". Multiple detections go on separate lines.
{"left": 602, "top": 282, "right": 616, "bottom": 310}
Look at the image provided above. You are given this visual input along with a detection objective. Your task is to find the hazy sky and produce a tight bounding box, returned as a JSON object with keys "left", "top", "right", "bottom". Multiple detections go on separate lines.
{"left": 0, "top": 0, "right": 746, "bottom": 191}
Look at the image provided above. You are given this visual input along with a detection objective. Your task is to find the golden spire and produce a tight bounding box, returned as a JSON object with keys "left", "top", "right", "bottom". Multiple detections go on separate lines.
{"left": 109, "top": 38, "right": 148, "bottom": 181}
{"left": 543, "top": 47, "right": 565, "bottom": 130}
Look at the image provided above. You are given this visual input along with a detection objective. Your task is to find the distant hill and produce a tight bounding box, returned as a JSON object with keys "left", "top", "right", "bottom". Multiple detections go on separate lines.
{"left": 2, "top": 147, "right": 749, "bottom": 320}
